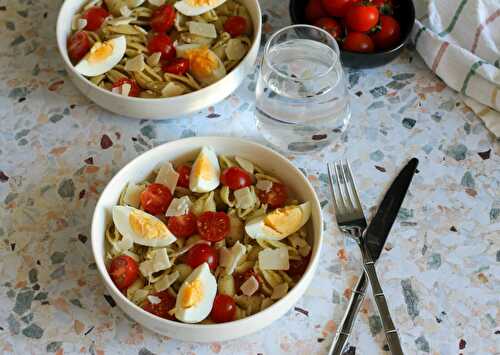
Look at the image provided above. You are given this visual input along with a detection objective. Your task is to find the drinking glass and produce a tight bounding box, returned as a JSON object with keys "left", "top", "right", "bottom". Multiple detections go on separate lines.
{"left": 255, "top": 25, "right": 350, "bottom": 153}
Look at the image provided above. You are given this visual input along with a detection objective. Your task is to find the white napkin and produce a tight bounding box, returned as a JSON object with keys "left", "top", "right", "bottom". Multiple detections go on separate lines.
{"left": 411, "top": 0, "right": 500, "bottom": 137}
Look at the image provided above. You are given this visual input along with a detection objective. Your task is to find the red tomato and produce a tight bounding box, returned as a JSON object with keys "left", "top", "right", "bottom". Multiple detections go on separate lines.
{"left": 305, "top": 0, "right": 327, "bottom": 23}
{"left": 151, "top": 4, "right": 176, "bottom": 33}
{"left": 67, "top": 31, "right": 90, "bottom": 63}
{"left": 148, "top": 33, "right": 176, "bottom": 61}
{"left": 109, "top": 255, "right": 139, "bottom": 290}
{"left": 162, "top": 58, "right": 190, "bottom": 75}
{"left": 167, "top": 212, "right": 197, "bottom": 238}
{"left": 112, "top": 78, "right": 140, "bottom": 97}
{"left": 210, "top": 294, "right": 236, "bottom": 323}
{"left": 371, "top": 0, "right": 394, "bottom": 14}
{"left": 223, "top": 16, "right": 247, "bottom": 37}
{"left": 345, "top": 4, "right": 379, "bottom": 32}
{"left": 257, "top": 182, "right": 288, "bottom": 208}
{"left": 220, "top": 167, "right": 252, "bottom": 190}
{"left": 371, "top": 15, "right": 401, "bottom": 50}
{"left": 140, "top": 183, "right": 173, "bottom": 215}
{"left": 313, "top": 17, "right": 343, "bottom": 40}
{"left": 321, "top": 0, "right": 352, "bottom": 17}
{"left": 176, "top": 164, "right": 191, "bottom": 188}
{"left": 142, "top": 290, "right": 176, "bottom": 319}
{"left": 82, "top": 6, "right": 109, "bottom": 31}
{"left": 185, "top": 243, "right": 219, "bottom": 270}
{"left": 288, "top": 253, "right": 311, "bottom": 278}
{"left": 197, "top": 211, "right": 231, "bottom": 242}
{"left": 343, "top": 32, "right": 375, "bottom": 53}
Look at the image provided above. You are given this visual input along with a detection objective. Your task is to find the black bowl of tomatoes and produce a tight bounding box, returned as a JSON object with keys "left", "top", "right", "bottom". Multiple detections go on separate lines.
{"left": 289, "top": 0, "right": 415, "bottom": 68}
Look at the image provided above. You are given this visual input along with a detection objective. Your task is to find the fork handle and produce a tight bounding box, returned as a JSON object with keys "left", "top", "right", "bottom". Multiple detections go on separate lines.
{"left": 360, "top": 242, "right": 404, "bottom": 355}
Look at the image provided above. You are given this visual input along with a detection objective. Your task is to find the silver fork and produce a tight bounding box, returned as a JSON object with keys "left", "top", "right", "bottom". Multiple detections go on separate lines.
{"left": 327, "top": 161, "right": 404, "bottom": 355}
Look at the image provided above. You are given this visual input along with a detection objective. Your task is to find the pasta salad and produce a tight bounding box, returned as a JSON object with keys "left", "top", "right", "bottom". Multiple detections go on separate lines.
{"left": 105, "top": 146, "right": 313, "bottom": 324}
{"left": 67, "top": 0, "right": 253, "bottom": 98}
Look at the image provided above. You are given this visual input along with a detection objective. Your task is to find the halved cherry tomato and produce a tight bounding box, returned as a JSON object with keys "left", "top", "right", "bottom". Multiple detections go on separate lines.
{"left": 67, "top": 31, "right": 90, "bottom": 63}
{"left": 109, "top": 255, "right": 139, "bottom": 290}
{"left": 371, "top": 15, "right": 401, "bottom": 50}
{"left": 321, "top": 0, "right": 352, "bottom": 17}
{"left": 223, "top": 16, "right": 247, "bottom": 37}
{"left": 305, "top": 0, "right": 327, "bottom": 23}
{"left": 162, "top": 58, "right": 190, "bottom": 75}
{"left": 82, "top": 6, "right": 109, "bottom": 31}
{"left": 343, "top": 32, "right": 375, "bottom": 53}
{"left": 313, "top": 17, "right": 343, "bottom": 40}
{"left": 210, "top": 294, "right": 236, "bottom": 323}
{"left": 185, "top": 244, "right": 219, "bottom": 270}
{"left": 140, "top": 183, "right": 173, "bottom": 215}
{"left": 168, "top": 212, "right": 197, "bottom": 238}
{"left": 112, "top": 78, "right": 140, "bottom": 97}
{"left": 148, "top": 33, "right": 176, "bottom": 61}
{"left": 142, "top": 290, "right": 176, "bottom": 319}
{"left": 345, "top": 4, "right": 379, "bottom": 32}
{"left": 257, "top": 182, "right": 288, "bottom": 208}
{"left": 221, "top": 167, "right": 252, "bottom": 190}
{"left": 151, "top": 4, "right": 176, "bottom": 33}
{"left": 197, "top": 211, "right": 230, "bottom": 242}
{"left": 176, "top": 164, "right": 191, "bottom": 188}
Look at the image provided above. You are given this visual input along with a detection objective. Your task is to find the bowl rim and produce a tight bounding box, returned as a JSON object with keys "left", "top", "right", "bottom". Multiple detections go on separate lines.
{"left": 91, "top": 136, "right": 324, "bottom": 331}
{"left": 56, "top": 0, "right": 262, "bottom": 103}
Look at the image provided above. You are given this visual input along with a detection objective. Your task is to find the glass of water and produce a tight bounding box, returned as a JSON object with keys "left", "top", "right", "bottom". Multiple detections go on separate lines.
{"left": 255, "top": 25, "right": 350, "bottom": 153}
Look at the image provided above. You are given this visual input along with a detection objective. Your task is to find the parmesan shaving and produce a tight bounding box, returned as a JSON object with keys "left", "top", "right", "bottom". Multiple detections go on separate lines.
{"left": 125, "top": 53, "right": 145, "bottom": 72}
{"left": 121, "top": 83, "right": 132, "bottom": 96}
{"left": 234, "top": 187, "right": 255, "bottom": 209}
{"left": 147, "top": 295, "right": 162, "bottom": 304}
{"left": 188, "top": 21, "right": 217, "bottom": 39}
{"left": 148, "top": 0, "right": 166, "bottom": 6}
{"left": 120, "top": 5, "right": 132, "bottom": 17}
{"left": 139, "top": 248, "right": 171, "bottom": 277}
{"left": 147, "top": 52, "right": 162, "bottom": 66}
{"left": 220, "top": 241, "right": 246, "bottom": 275}
{"left": 77, "top": 19, "right": 88, "bottom": 31}
{"left": 123, "top": 183, "right": 144, "bottom": 208}
{"left": 256, "top": 179, "right": 273, "bottom": 193}
{"left": 165, "top": 196, "right": 192, "bottom": 217}
{"left": 154, "top": 270, "right": 180, "bottom": 292}
{"left": 161, "top": 81, "right": 188, "bottom": 97}
{"left": 258, "top": 248, "right": 289, "bottom": 270}
{"left": 240, "top": 275, "right": 259, "bottom": 296}
{"left": 155, "top": 162, "right": 179, "bottom": 193}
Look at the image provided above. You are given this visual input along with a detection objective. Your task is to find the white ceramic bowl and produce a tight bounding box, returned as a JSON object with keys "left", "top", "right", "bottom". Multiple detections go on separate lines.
{"left": 56, "top": 1, "right": 261, "bottom": 120}
{"left": 91, "top": 137, "right": 323, "bottom": 342}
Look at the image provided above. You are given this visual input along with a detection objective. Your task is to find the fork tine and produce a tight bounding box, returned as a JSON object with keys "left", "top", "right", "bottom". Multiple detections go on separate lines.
{"left": 343, "top": 160, "right": 363, "bottom": 212}
{"left": 327, "top": 163, "right": 343, "bottom": 216}
{"left": 335, "top": 161, "right": 354, "bottom": 212}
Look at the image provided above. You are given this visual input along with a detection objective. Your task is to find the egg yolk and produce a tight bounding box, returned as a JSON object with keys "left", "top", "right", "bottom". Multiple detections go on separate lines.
{"left": 193, "top": 152, "right": 216, "bottom": 180}
{"left": 181, "top": 279, "right": 204, "bottom": 308}
{"left": 129, "top": 210, "right": 168, "bottom": 239}
{"left": 186, "top": 0, "right": 217, "bottom": 6}
{"left": 88, "top": 41, "right": 114, "bottom": 64}
{"left": 264, "top": 206, "right": 303, "bottom": 236}
{"left": 185, "top": 48, "right": 218, "bottom": 78}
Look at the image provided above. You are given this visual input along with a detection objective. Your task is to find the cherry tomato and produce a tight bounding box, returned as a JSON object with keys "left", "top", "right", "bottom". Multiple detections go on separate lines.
{"left": 167, "top": 212, "right": 197, "bottom": 238}
{"left": 112, "top": 78, "right": 140, "bottom": 97}
{"left": 257, "top": 182, "right": 288, "bottom": 208}
{"left": 210, "top": 294, "right": 236, "bottom": 323}
{"left": 220, "top": 167, "right": 252, "bottom": 190}
{"left": 162, "top": 58, "right": 190, "bottom": 75}
{"left": 109, "top": 255, "right": 139, "bottom": 290}
{"left": 223, "top": 16, "right": 247, "bottom": 37}
{"left": 197, "top": 211, "right": 231, "bottom": 242}
{"left": 371, "top": 15, "right": 401, "bottom": 50}
{"left": 140, "top": 183, "right": 173, "bottom": 215}
{"left": 305, "top": 0, "right": 327, "bottom": 23}
{"left": 142, "top": 290, "right": 176, "bottom": 319}
{"left": 313, "top": 17, "right": 343, "bottom": 40}
{"left": 345, "top": 4, "right": 379, "bottom": 32}
{"left": 82, "top": 6, "right": 109, "bottom": 31}
{"left": 288, "top": 253, "right": 311, "bottom": 278}
{"left": 343, "top": 32, "right": 375, "bottom": 53}
{"left": 371, "top": 0, "right": 394, "bottom": 14}
{"left": 185, "top": 243, "right": 219, "bottom": 270}
{"left": 67, "top": 31, "right": 90, "bottom": 63}
{"left": 151, "top": 4, "right": 176, "bottom": 33}
{"left": 148, "top": 33, "right": 176, "bottom": 61}
{"left": 321, "top": 0, "right": 352, "bottom": 17}
{"left": 176, "top": 164, "right": 191, "bottom": 188}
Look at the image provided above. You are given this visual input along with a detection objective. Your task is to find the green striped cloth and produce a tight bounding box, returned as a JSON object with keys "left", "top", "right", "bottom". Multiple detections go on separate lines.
{"left": 412, "top": 0, "right": 500, "bottom": 137}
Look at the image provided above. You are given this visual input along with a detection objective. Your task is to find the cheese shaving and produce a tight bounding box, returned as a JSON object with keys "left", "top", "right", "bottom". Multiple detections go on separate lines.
{"left": 258, "top": 248, "right": 289, "bottom": 270}
{"left": 234, "top": 187, "right": 255, "bottom": 209}
{"left": 147, "top": 52, "right": 162, "bottom": 66}
{"left": 220, "top": 241, "right": 246, "bottom": 275}
{"left": 256, "top": 179, "right": 273, "bottom": 193}
{"left": 188, "top": 21, "right": 217, "bottom": 39}
{"left": 139, "top": 248, "right": 171, "bottom": 277}
{"left": 155, "top": 162, "right": 179, "bottom": 193}
{"left": 165, "top": 196, "right": 192, "bottom": 217}
{"left": 147, "top": 295, "right": 162, "bottom": 304}
{"left": 240, "top": 275, "right": 259, "bottom": 296}
{"left": 154, "top": 270, "right": 180, "bottom": 292}
{"left": 123, "top": 183, "right": 144, "bottom": 208}
{"left": 125, "top": 53, "right": 145, "bottom": 72}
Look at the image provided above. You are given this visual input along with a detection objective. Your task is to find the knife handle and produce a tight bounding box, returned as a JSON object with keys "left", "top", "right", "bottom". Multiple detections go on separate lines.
{"left": 328, "top": 273, "right": 368, "bottom": 355}
{"left": 360, "top": 242, "right": 404, "bottom": 355}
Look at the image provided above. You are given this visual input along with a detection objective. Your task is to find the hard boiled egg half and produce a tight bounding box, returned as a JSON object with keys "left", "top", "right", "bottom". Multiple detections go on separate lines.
{"left": 112, "top": 206, "right": 176, "bottom": 247}
{"left": 75, "top": 36, "right": 126, "bottom": 77}
{"left": 245, "top": 202, "right": 311, "bottom": 241}
{"left": 174, "top": 0, "right": 226, "bottom": 17}
{"left": 176, "top": 44, "right": 226, "bottom": 87}
{"left": 175, "top": 262, "right": 217, "bottom": 323}
{"left": 189, "top": 146, "right": 220, "bottom": 193}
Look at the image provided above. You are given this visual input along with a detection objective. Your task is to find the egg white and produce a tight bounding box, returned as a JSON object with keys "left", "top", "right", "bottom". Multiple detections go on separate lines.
{"left": 174, "top": 0, "right": 227, "bottom": 17}
{"left": 75, "top": 36, "right": 126, "bottom": 77}
{"left": 175, "top": 262, "right": 217, "bottom": 323}
{"left": 189, "top": 145, "right": 220, "bottom": 193}
{"left": 176, "top": 44, "right": 226, "bottom": 87}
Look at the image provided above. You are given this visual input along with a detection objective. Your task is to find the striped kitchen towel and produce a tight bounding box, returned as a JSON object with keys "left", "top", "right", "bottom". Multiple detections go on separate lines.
{"left": 412, "top": 0, "right": 500, "bottom": 137}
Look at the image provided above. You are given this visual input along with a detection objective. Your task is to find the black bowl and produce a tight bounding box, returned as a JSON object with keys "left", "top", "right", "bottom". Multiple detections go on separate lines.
{"left": 289, "top": 0, "right": 416, "bottom": 68}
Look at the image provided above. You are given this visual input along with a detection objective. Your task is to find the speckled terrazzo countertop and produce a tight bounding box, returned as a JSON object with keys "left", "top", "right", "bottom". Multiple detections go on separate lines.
{"left": 0, "top": 0, "right": 499, "bottom": 354}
